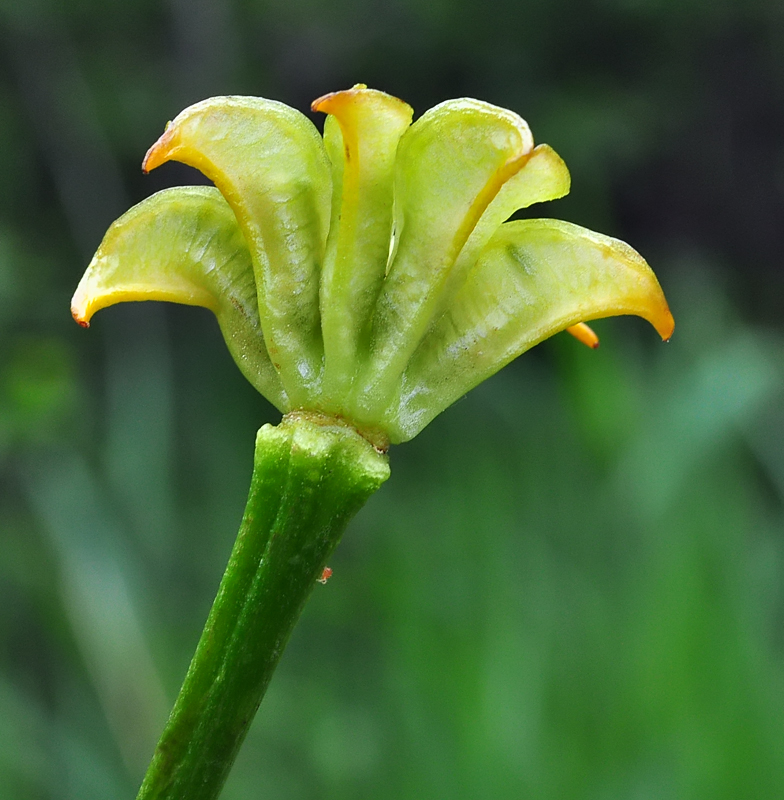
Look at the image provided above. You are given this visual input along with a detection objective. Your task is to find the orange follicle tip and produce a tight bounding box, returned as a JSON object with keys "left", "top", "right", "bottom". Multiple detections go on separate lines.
{"left": 567, "top": 322, "right": 600, "bottom": 349}
{"left": 311, "top": 84, "right": 404, "bottom": 116}
{"left": 311, "top": 85, "right": 365, "bottom": 113}
{"left": 141, "top": 128, "right": 175, "bottom": 174}
{"left": 71, "top": 293, "right": 91, "bottom": 327}
{"left": 656, "top": 308, "right": 675, "bottom": 343}
{"left": 72, "top": 309, "right": 90, "bottom": 328}
{"left": 311, "top": 92, "right": 339, "bottom": 113}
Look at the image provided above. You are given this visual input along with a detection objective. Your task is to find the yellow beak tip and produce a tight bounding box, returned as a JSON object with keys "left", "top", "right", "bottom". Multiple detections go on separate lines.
{"left": 310, "top": 94, "right": 331, "bottom": 114}
{"left": 142, "top": 128, "right": 176, "bottom": 174}
{"left": 141, "top": 144, "right": 160, "bottom": 174}
{"left": 656, "top": 310, "right": 675, "bottom": 343}
{"left": 71, "top": 289, "right": 93, "bottom": 327}
{"left": 311, "top": 89, "right": 355, "bottom": 115}
{"left": 566, "top": 322, "right": 600, "bottom": 350}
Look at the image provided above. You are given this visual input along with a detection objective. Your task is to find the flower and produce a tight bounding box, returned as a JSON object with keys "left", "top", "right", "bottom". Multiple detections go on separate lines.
{"left": 71, "top": 85, "right": 673, "bottom": 447}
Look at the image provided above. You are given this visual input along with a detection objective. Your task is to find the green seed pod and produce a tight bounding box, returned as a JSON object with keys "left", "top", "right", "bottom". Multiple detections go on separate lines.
{"left": 73, "top": 84, "right": 673, "bottom": 445}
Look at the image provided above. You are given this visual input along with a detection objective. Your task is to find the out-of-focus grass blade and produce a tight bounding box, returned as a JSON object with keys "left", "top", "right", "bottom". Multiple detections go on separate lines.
{"left": 103, "top": 304, "right": 178, "bottom": 563}
{"left": 0, "top": 674, "right": 133, "bottom": 799}
{"left": 24, "top": 453, "right": 169, "bottom": 780}
{"left": 0, "top": 677, "right": 50, "bottom": 798}
{"left": 615, "top": 332, "right": 783, "bottom": 520}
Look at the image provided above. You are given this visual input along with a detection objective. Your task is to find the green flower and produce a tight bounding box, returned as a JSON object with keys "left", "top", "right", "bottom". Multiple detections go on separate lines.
{"left": 72, "top": 84, "right": 673, "bottom": 448}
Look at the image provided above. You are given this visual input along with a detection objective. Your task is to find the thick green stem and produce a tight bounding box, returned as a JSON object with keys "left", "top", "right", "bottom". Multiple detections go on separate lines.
{"left": 136, "top": 413, "right": 390, "bottom": 800}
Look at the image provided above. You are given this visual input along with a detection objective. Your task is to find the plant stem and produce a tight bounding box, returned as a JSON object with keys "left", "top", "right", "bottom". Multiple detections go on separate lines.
{"left": 136, "top": 412, "right": 390, "bottom": 800}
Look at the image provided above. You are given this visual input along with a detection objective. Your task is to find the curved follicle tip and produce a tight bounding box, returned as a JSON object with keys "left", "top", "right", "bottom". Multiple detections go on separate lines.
{"left": 142, "top": 126, "right": 176, "bottom": 174}
{"left": 659, "top": 312, "right": 675, "bottom": 343}
{"left": 311, "top": 83, "right": 371, "bottom": 113}
{"left": 567, "top": 322, "right": 600, "bottom": 349}
{"left": 71, "top": 291, "right": 92, "bottom": 328}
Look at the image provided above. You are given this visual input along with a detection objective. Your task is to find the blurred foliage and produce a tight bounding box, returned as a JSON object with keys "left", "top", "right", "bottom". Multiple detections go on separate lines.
{"left": 2, "top": 0, "right": 784, "bottom": 798}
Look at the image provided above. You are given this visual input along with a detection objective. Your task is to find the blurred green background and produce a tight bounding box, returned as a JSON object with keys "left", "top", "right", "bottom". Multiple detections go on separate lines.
{"left": 2, "top": 1, "right": 784, "bottom": 798}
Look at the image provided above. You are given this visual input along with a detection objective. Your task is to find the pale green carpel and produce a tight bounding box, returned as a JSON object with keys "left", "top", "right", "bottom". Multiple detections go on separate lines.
{"left": 71, "top": 85, "right": 675, "bottom": 800}
{"left": 141, "top": 96, "right": 332, "bottom": 406}
{"left": 313, "top": 87, "right": 413, "bottom": 408}
{"left": 390, "top": 218, "right": 674, "bottom": 440}
{"left": 72, "top": 186, "right": 288, "bottom": 411}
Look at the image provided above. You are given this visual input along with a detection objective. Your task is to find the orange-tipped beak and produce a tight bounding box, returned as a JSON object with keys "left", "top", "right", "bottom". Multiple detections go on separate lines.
{"left": 566, "top": 322, "right": 600, "bottom": 349}
{"left": 311, "top": 83, "right": 370, "bottom": 115}
{"left": 71, "top": 306, "right": 90, "bottom": 327}
{"left": 142, "top": 125, "right": 177, "bottom": 174}
{"left": 655, "top": 306, "right": 675, "bottom": 343}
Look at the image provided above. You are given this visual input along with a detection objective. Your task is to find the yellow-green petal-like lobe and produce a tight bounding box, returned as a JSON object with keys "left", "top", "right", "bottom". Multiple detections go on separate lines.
{"left": 355, "top": 99, "right": 535, "bottom": 416}
{"left": 386, "top": 219, "right": 674, "bottom": 442}
{"left": 143, "top": 96, "right": 331, "bottom": 406}
{"left": 312, "top": 86, "right": 413, "bottom": 407}
{"left": 71, "top": 187, "right": 288, "bottom": 411}
{"left": 457, "top": 144, "right": 571, "bottom": 273}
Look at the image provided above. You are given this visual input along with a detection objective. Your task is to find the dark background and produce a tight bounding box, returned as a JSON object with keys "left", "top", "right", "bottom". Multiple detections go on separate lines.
{"left": 2, "top": 1, "right": 784, "bottom": 797}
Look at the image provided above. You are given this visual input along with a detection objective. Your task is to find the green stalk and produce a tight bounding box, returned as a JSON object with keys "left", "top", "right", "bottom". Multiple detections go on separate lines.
{"left": 137, "top": 412, "right": 390, "bottom": 800}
